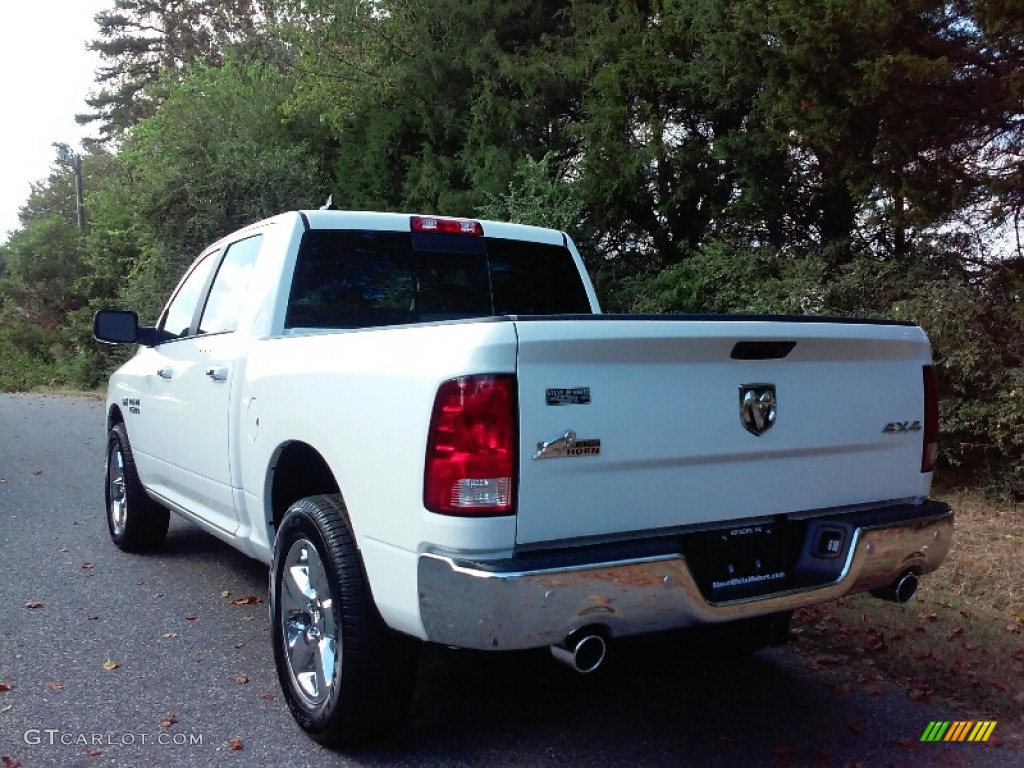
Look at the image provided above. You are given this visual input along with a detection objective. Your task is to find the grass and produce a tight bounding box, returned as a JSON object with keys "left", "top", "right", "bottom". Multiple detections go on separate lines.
{"left": 791, "top": 487, "right": 1024, "bottom": 751}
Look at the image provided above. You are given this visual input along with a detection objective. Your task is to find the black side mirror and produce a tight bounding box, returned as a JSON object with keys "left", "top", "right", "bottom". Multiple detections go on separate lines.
{"left": 93, "top": 310, "right": 156, "bottom": 346}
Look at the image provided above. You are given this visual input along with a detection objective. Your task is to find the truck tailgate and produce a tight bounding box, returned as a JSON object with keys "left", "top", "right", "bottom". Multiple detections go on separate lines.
{"left": 514, "top": 317, "right": 933, "bottom": 546}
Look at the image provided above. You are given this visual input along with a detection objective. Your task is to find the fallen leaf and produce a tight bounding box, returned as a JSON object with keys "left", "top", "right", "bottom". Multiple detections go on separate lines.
{"left": 863, "top": 632, "right": 887, "bottom": 652}
{"left": 233, "top": 643, "right": 245, "bottom": 649}
{"left": 0, "top": 477, "right": 8, "bottom": 484}
{"left": 102, "top": 659, "right": 119, "bottom": 671}
{"left": 908, "top": 684, "right": 931, "bottom": 702}
{"left": 2, "top": 756, "right": 21, "bottom": 768}
{"left": 25, "top": 601, "right": 43, "bottom": 609}
{"left": 947, "top": 626, "right": 964, "bottom": 640}
{"left": 963, "top": 642, "right": 980, "bottom": 651}
{"left": 32, "top": 469, "right": 43, "bottom": 476}
{"left": 918, "top": 610, "right": 937, "bottom": 622}
{"left": 153, "top": 593, "right": 164, "bottom": 598}
{"left": 220, "top": 590, "right": 230, "bottom": 598}
{"left": 230, "top": 596, "right": 262, "bottom": 606}
{"left": 0, "top": 683, "right": 11, "bottom": 693}
{"left": 1006, "top": 624, "right": 1022, "bottom": 635}
{"left": 160, "top": 714, "right": 178, "bottom": 728}
{"left": 185, "top": 614, "right": 198, "bottom": 621}
{"left": 0, "top": 705, "right": 11, "bottom": 715}
{"left": 990, "top": 678, "right": 1010, "bottom": 692}
{"left": 260, "top": 692, "right": 275, "bottom": 700}
{"left": 809, "top": 653, "right": 844, "bottom": 668}
{"left": 85, "top": 747, "right": 102, "bottom": 757}
{"left": 162, "top": 632, "right": 178, "bottom": 640}
{"left": 1011, "top": 648, "right": 1024, "bottom": 662}
{"left": 46, "top": 681, "right": 62, "bottom": 691}
{"left": 82, "top": 563, "right": 94, "bottom": 570}
{"left": 771, "top": 743, "right": 794, "bottom": 761}
{"left": 228, "top": 737, "right": 243, "bottom": 751}
{"left": 231, "top": 675, "right": 249, "bottom": 685}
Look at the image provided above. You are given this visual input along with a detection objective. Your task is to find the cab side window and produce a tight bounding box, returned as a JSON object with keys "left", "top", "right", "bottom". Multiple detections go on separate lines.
{"left": 159, "top": 251, "right": 219, "bottom": 341}
{"left": 198, "top": 235, "right": 263, "bottom": 335}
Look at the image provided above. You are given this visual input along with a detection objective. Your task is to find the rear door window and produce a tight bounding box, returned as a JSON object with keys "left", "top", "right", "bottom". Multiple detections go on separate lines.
{"left": 198, "top": 235, "right": 263, "bottom": 335}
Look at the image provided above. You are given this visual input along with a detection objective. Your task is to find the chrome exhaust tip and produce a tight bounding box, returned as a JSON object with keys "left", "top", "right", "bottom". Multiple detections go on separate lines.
{"left": 551, "top": 632, "right": 607, "bottom": 674}
{"left": 871, "top": 571, "right": 919, "bottom": 604}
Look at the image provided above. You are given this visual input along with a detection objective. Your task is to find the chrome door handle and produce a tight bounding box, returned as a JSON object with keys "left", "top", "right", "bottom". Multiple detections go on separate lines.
{"left": 156, "top": 367, "right": 173, "bottom": 379}
{"left": 206, "top": 367, "right": 229, "bottom": 382}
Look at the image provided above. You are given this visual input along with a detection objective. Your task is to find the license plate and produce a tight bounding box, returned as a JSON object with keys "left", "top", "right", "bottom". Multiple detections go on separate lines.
{"left": 706, "top": 524, "right": 787, "bottom": 597}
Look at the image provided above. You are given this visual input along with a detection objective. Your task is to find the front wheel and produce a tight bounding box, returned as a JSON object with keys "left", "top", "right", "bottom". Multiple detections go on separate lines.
{"left": 105, "top": 423, "right": 169, "bottom": 552}
{"left": 271, "top": 494, "right": 418, "bottom": 746}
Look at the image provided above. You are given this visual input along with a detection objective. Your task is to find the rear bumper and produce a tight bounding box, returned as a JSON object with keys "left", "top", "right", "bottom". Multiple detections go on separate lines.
{"left": 417, "top": 500, "right": 952, "bottom": 650}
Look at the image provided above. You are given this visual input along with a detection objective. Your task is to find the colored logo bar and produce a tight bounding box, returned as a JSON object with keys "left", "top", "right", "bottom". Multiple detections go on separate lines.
{"left": 921, "top": 721, "right": 998, "bottom": 742}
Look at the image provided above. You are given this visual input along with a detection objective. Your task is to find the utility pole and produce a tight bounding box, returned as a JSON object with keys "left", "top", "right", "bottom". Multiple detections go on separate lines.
{"left": 54, "top": 143, "right": 85, "bottom": 231}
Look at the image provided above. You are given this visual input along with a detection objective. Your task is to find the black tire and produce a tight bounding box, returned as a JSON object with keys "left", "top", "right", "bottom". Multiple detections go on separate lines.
{"left": 271, "top": 494, "right": 418, "bottom": 747}
{"left": 105, "top": 423, "right": 169, "bottom": 552}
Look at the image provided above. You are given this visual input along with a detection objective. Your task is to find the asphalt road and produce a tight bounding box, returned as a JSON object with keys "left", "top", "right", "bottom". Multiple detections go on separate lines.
{"left": 0, "top": 393, "right": 1017, "bottom": 768}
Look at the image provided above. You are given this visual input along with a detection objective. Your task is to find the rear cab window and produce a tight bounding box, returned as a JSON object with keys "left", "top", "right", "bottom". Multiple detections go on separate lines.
{"left": 285, "top": 229, "right": 591, "bottom": 330}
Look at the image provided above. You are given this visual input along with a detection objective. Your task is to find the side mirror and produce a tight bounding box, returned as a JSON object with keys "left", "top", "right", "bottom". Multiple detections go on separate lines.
{"left": 93, "top": 310, "right": 157, "bottom": 346}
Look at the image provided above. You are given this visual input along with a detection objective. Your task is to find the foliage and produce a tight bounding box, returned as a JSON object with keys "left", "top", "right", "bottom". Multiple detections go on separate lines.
{"left": 478, "top": 153, "right": 583, "bottom": 234}
{"left": 81, "top": 0, "right": 277, "bottom": 139}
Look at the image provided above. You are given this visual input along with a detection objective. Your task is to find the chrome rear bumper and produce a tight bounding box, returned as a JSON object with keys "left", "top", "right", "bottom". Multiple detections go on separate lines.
{"left": 417, "top": 501, "right": 952, "bottom": 650}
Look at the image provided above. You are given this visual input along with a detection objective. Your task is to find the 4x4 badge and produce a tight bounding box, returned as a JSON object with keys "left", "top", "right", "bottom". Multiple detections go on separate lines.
{"left": 740, "top": 384, "right": 776, "bottom": 436}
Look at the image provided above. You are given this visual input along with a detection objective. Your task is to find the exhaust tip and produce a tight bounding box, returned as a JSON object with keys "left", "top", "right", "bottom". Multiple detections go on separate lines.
{"left": 872, "top": 571, "right": 919, "bottom": 604}
{"left": 894, "top": 572, "right": 919, "bottom": 603}
{"left": 551, "top": 632, "right": 607, "bottom": 674}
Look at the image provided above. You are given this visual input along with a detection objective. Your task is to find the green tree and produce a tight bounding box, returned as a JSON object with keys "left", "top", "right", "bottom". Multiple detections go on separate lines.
{"left": 80, "top": 0, "right": 277, "bottom": 138}
{"left": 690, "top": 0, "right": 1024, "bottom": 258}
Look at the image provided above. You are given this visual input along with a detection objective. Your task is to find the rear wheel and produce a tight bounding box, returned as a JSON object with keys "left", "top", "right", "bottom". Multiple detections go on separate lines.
{"left": 271, "top": 494, "right": 418, "bottom": 746}
{"left": 105, "top": 423, "right": 169, "bottom": 551}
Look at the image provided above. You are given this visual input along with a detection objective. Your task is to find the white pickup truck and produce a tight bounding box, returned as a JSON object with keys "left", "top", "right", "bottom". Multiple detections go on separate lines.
{"left": 94, "top": 210, "right": 952, "bottom": 745}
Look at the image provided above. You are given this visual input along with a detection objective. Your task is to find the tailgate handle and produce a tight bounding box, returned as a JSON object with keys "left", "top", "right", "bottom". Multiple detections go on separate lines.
{"left": 533, "top": 430, "right": 576, "bottom": 460}
{"left": 731, "top": 341, "right": 796, "bottom": 360}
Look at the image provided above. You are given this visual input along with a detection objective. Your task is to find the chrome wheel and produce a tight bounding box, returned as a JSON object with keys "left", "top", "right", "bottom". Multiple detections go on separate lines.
{"left": 280, "top": 537, "right": 339, "bottom": 707}
{"left": 107, "top": 442, "right": 127, "bottom": 536}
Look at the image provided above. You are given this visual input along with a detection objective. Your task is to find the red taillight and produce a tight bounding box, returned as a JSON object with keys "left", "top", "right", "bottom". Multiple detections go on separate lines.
{"left": 424, "top": 375, "right": 517, "bottom": 515}
{"left": 922, "top": 365, "right": 939, "bottom": 473}
{"left": 410, "top": 215, "right": 484, "bottom": 236}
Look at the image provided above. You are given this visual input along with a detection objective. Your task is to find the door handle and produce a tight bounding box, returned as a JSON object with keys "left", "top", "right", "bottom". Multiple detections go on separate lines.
{"left": 206, "top": 367, "right": 229, "bottom": 382}
{"left": 156, "top": 367, "right": 173, "bottom": 379}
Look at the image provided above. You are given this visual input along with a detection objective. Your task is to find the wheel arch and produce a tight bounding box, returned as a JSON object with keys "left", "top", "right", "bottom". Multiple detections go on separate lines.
{"left": 267, "top": 441, "right": 341, "bottom": 544}
{"left": 107, "top": 404, "right": 125, "bottom": 431}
